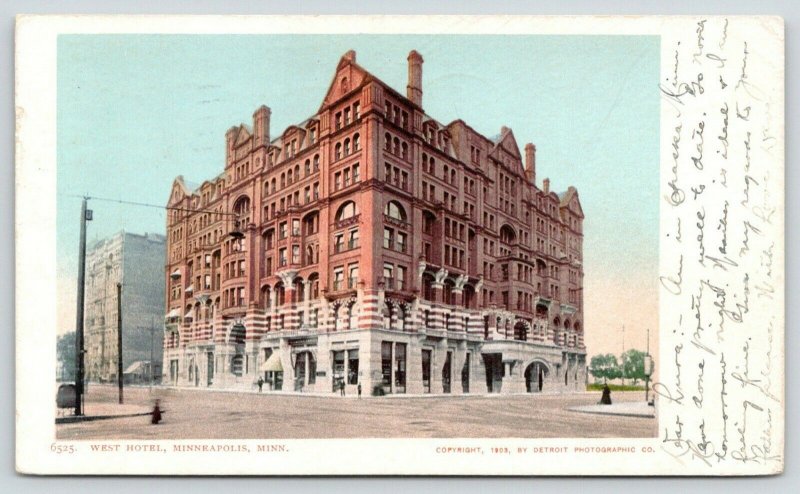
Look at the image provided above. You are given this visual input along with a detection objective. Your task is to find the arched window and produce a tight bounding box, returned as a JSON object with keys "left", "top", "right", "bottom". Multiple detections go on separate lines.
{"left": 500, "top": 224, "right": 517, "bottom": 245}
{"left": 335, "top": 201, "right": 358, "bottom": 221}
{"left": 384, "top": 201, "right": 407, "bottom": 221}
{"left": 353, "top": 133, "right": 360, "bottom": 151}
{"left": 393, "top": 137, "right": 400, "bottom": 155}
{"left": 287, "top": 169, "right": 293, "bottom": 184}
{"left": 384, "top": 133, "right": 391, "bottom": 151}
{"left": 313, "top": 154, "right": 320, "bottom": 171}
{"left": 280, "top": 173, "right": 286, "bottom": 188}
{"left": 233, "top": 195, "right": 251, "bottom": 225}
{"left": 422, "top": 274, "right": 435, "bottom": 301}
{"left": 294, "top": 164, "right": 300, "bottom": 179}
{"left": 401, "top": 142, "right": 408, "bottom": 160}
{"left": 305, "top": 159, "right": 311, "bottom": 176}
{"left": 335, "top": 143, "right": 342, "bottom": 160}
{"left": 344, "top": 138, "right": 350, "bottom": 156}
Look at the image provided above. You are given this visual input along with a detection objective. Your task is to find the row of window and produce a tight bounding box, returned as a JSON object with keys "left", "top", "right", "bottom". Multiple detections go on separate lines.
{"left": 384, "top": 163, "right": 410, "bottom": 191}
{"left": 334, "top": 101, "right": 361, "bottom": 130}
{"left": 332, "top": 264, "right": 359, "bottom": 291}
{"left": 333, "top": 134, "right": 361, "bottom": 161}
{"left": 333, "top": 163, "right": 361, "bottom": 191}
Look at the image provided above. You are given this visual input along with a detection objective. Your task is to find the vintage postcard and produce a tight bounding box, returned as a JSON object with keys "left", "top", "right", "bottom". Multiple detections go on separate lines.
{"left": 15, "top": 15, "right": 784, "bottom": 475}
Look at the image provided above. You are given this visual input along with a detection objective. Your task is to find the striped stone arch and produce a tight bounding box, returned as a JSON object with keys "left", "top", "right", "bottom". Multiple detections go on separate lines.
{"left": 384, "top": 297, "right": 412, "bottom": 331}
{"left": 329, "top": 296, "right": 357, "bottom": 331}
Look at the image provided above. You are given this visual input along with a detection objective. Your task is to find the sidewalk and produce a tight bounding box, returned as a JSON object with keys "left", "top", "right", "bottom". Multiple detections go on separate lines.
{"left": 161, "top": 384, "right": 598, "bottom": 399}
{"left": 56, "top": 402, "right": 153, "bottom": 424}
{"left": 566, "top": 401, "right": 656, "bottom": 418}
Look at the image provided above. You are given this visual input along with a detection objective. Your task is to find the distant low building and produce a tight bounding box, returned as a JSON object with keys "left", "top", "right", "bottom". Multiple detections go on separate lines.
{"left": 84, "top": 231, "right": 166, "bottom": 382}
{"left": 123, "top": 360, "right": 161, "bottom": 384}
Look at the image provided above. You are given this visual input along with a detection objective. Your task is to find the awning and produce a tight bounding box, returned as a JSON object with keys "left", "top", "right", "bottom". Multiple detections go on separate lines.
{"left": 184, "top": 309, "right": 193, "bottom": 319}
{"left": 170, "top": 269, "right": 181, "bottom": 279}
{"left": 166, "top": 308, "right": 180, "bottom": 318}
{"left": 260, "top": 352, "right": 283, "bottom": 372}
{"left": 185, "top": 284, "right": 194, "bottom": 293}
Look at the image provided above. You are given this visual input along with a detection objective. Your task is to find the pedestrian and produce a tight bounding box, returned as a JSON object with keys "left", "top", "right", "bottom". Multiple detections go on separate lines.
{"left": 340, "top": 380, "right": 345, "bottom": 397}
{"left": 151, "top": 399, "right": 162, "bottom": 425}
{"left": 357, "top": 382, "right": 362, "bottom": 398}
{"left": 257, "top": 377, "right": 264, "bottom": 393}
{"left": 600, "top": 383, "right": 612, "bottom": 405}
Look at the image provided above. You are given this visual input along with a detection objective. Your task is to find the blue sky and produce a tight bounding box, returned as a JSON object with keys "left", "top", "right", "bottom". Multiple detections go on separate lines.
{"left": 57, "top": 34, "right": 660, "bottom": 356}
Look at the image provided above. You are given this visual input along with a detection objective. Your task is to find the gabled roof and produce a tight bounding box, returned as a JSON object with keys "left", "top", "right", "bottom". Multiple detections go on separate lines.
{"left": 318, "top": 52, "right": 370, "bottom": 112}
{"left": 559, "top": 186, "right": 584, "bottom": 218}
{"left": 488, "top": 126, "right": 524, "bottom": 176}
{"left": 233, "top": 125, "right": 252, "bottom": 146}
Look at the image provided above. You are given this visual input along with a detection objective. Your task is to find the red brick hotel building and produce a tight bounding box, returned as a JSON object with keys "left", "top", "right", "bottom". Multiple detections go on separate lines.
{"left": 163, "top": 50, "right": 587, "bottom": 395}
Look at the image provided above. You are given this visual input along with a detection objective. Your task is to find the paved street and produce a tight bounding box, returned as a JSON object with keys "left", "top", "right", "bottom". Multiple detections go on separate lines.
{"left": 57, "top": 384, "right": 657, "bottom": 440}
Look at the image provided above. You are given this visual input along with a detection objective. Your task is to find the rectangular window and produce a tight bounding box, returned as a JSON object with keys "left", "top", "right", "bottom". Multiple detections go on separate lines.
{"left": 292, "top": 219, "right": 300, "bottom": 236}
{"left": 394, "top": 343, "right": 406, "bottom": 393}
{"left": 335, "top": 172, "right": 341, "bottom": 190}
{"left": 343, "top": 168, "right": 351, "bottom": 187}
{"left": 333, "top": 268, "right": 344, "bottom": 291}
{"left": 352, "top": 163, "right": 360, "bottom": 182}
{"left": 292, "top": 245, "right": 300, "bottom": 264}
{"left": 279, "top": 222, "right": 287, "bottom": 239}
{"left": 397, "top": 265, "right": 406, "bottom": 291}
{"left": 334, "top": 233, "right": 344, "bottom": 253}
{"left": 347, "top": 349, "right": 359, "bottom": 385}
{"left": 383, "top": 263, "right": 394, "bottom": 289}
{"left": 279, "top": 248, "right": 287, "bottom": 266}
{"left": 383, "top": 227, "right": 393, "bottom": 249}
{"left": 381, "top": 342, "right": 392, "bottom": 391}
{"left": 348, "top": 265, "right": 359, "bottom": 289}
{"left": 348, "top": 229, "right": 359, "bottom": 250}
{"left": 396, "top": 232, "right": 407, "bottom": 252}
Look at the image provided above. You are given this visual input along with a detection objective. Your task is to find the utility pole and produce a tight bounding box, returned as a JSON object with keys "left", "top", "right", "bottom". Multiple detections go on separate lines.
{"left": 150, "top": 317, "right": 155, "bottom": 393}
{"left": 117, "top": 282, "right": 123, "bottom": 404}
{"left": 620, "top": 324, "right": 625, "bottom": 386}
{"left": 645, "top": 328, "right": 651, "bottom": 404}
{"left": 74, "top": 197, "right": 91, "bottom": 416}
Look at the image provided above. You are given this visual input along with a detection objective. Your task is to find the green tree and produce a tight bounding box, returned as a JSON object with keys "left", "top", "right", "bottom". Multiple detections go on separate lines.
{"left": 56, "top": 332, "right": 76, "bottom": 381}
{"left": 621, "top": 349, "right": 647, "bottom": 385}
{"left": 589, "top": 353, "right": 621, "bottom": 383}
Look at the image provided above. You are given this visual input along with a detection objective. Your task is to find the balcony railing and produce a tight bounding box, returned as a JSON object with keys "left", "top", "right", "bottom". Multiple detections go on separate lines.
{"left": 334, "top": 214, "right": 360, "bottom": 230}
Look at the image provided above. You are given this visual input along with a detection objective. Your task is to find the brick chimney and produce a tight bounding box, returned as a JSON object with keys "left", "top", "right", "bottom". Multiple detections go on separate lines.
{"left": 524, "top": 143, "right": 536, "bottom": 185}
{"left": 407, "top": 50, "right": 424, "bottom": 107}
{"left": 543, "top": 178, "right": 550, "bottom": 194}
{"left": 253, "top": 105, "right": 271, "bottom": 149}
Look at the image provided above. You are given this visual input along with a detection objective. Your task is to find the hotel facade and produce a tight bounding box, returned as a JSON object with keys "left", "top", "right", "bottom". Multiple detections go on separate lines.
{"left": 162, "top": 50, "right": 587, "bottom": 395}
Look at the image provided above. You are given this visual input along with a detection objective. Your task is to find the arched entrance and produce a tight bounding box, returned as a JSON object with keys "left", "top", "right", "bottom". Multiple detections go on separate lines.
{"left": 524, "top": 361, "right": 549, "bottom": 393}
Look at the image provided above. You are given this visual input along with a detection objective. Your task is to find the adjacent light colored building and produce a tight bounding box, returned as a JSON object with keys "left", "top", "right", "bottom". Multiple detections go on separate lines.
{"left": 85, "top": 231, "right": 166, "bottom": 383}
{"left": 163, "top": 50, "right": 587, "bottom": 395}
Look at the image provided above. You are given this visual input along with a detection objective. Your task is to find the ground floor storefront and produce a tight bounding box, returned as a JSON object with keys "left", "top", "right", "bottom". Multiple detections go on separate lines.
{"left": 163, "top": 329, "right": 587, "bottom": 395}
